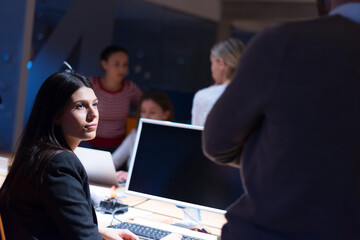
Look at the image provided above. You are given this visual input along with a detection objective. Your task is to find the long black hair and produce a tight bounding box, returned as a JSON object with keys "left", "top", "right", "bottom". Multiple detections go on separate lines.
{"left": 0, "top": 72, "right": 93, "bottom": 200}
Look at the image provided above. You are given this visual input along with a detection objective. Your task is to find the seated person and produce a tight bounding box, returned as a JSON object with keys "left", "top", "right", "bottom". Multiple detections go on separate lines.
{"left": 0, "top": 72, "right": 179, "bottom": 240}
{"left": 113, "top": 90, "right": 174, "bottom": 182}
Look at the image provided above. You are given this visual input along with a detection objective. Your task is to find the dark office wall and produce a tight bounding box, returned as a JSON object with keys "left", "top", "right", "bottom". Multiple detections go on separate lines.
{"left": 0, "top": 0, "right": 224, "bottom": 150}
{"left": 0, "top": 0, "right": 34, "bottom": 151}
{"left": 25, "top": 0, "right": 116, "bottom": 121}
{"left": 113, "top": 0, "right": 216, "bottom": 92}
{"left": 28, "top": 0, "right": 217, "bottom": 123}
{"left": 112, "top": 0, "right": 217, "bottom": 122}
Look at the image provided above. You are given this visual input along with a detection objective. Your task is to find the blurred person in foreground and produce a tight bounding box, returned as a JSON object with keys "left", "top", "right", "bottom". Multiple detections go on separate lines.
{"left": 203, "top": 0, "right": 360, "bottom": 239}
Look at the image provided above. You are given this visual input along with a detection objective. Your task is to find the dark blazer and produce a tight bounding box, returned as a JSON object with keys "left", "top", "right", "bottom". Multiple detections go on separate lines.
{"left": 1, "top": 151, "right": 102, "bottom": 240}
{"left": 203, "top": 15, "right": 360, "bottom": 240}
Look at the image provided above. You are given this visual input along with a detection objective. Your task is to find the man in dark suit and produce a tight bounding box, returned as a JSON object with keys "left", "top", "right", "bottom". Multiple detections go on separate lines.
{"left": 203, "top": 0, "right": 360, "bottom": 239}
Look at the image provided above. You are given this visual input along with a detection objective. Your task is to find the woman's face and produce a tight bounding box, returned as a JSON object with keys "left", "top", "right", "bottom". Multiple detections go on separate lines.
{"left": 101, "top": 51, "right": 129, "bottom": 82}
{"left": 210, "top": 54, "right": 225, "bottom": 84}
{"left": 56, "top": 86, "right": 99, "bottom": 150}
{"left": 140, "top": 99, "right": 170, "bottom": 121}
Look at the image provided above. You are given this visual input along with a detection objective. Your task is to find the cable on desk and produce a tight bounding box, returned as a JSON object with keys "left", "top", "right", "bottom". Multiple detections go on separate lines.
{"left": 109, "top": 199, "right": 150, "bottom": 226}
{"left": 183, "top": 210, "right": 211, "bottom": 235}
{"left": 110, "top": 208, "right": 125, "bottom": 226}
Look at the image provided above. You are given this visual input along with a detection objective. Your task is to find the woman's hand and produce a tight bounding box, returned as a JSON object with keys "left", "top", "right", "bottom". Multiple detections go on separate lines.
{"left": 99, "top": 227, "right": 139, "bottom": 240}
{"left": 116, "top": 170, "right": 128, "bottom": 182}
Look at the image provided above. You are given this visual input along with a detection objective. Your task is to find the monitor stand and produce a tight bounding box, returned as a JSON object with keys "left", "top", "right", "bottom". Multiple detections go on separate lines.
{"left": 172, "top": 207, "right": 201, "bottom": 229}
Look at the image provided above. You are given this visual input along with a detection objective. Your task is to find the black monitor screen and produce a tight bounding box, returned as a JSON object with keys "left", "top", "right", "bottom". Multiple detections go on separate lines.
{"left": 125, "top": 119, "right": 244, "bottom": 214}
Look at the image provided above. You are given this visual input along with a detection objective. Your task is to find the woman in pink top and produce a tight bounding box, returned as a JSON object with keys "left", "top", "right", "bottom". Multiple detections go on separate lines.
{"left": 84, "top": 45, "right": 143, "bottom": 152}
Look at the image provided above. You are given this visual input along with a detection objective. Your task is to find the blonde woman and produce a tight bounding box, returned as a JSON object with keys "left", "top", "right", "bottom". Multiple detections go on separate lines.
{"left": 191, "top": 38, "right": 245, "bottom": 126}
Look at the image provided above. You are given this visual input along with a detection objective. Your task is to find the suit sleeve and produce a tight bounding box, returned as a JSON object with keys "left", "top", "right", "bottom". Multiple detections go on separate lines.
{"left": 40, "top": 152, "right": 103, "bottom": 240}
{"left": 203, "top": 25, "right": 287, "bottom": 166}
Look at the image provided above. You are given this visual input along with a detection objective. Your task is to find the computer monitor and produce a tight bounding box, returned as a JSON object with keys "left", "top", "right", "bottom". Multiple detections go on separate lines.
{"left": 125, "top": 118, "right": 244, "bottom": 215}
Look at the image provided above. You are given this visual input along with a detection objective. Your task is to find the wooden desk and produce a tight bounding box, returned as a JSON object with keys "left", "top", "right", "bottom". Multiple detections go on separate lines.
{"left": 134, "top": 200, "right": 225, "bottom": 235}
{"left": 0, "top": 152, "right": 226, "bottom": 239}
{"left": 95, "top": 186, "right": 225, "bottom": 238}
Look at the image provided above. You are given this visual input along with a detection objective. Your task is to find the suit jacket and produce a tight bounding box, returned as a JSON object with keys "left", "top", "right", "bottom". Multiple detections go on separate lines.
{"left": 203, "top": 14, "right": 360, "bottom": 240}
{"left": 1, "top": 151, "right": 102, "bottom": 240}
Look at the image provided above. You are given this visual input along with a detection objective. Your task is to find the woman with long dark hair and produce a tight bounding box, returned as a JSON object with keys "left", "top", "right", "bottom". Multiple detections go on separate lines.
{"left": 0, "top": 72, "right": 139, "bottom": 239}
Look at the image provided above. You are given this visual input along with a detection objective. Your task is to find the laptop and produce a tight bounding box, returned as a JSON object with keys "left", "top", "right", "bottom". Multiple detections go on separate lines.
{"left": 74, "top": 147, "right": 119, "bottom": 187}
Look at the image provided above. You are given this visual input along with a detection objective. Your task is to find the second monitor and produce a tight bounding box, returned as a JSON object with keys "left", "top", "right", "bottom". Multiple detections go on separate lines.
{"left": 125, "top": 118, "right": 244, "bottom": 215}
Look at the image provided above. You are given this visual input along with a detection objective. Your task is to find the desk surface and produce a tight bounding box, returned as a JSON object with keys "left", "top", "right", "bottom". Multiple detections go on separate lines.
{"left": 95, "top": 186, "right": 225, "bottom": 238}
{"left": 0, "top": 152, "right": 225, "bottom": 239}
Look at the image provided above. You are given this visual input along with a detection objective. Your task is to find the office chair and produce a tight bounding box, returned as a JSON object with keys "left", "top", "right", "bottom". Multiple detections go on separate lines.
{"left": 0, "top": 213, "right": 6, "bottom": 240}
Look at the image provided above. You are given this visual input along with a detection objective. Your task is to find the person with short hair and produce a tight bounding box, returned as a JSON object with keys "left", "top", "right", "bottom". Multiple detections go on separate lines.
{"left": 203, "top": 0, "right": 360, "bottom": 239}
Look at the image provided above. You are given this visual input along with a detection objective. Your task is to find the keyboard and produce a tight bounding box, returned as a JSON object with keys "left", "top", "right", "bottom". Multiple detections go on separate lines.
{"left": 109, "top": 222, "right": 202, "bottom": 240}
